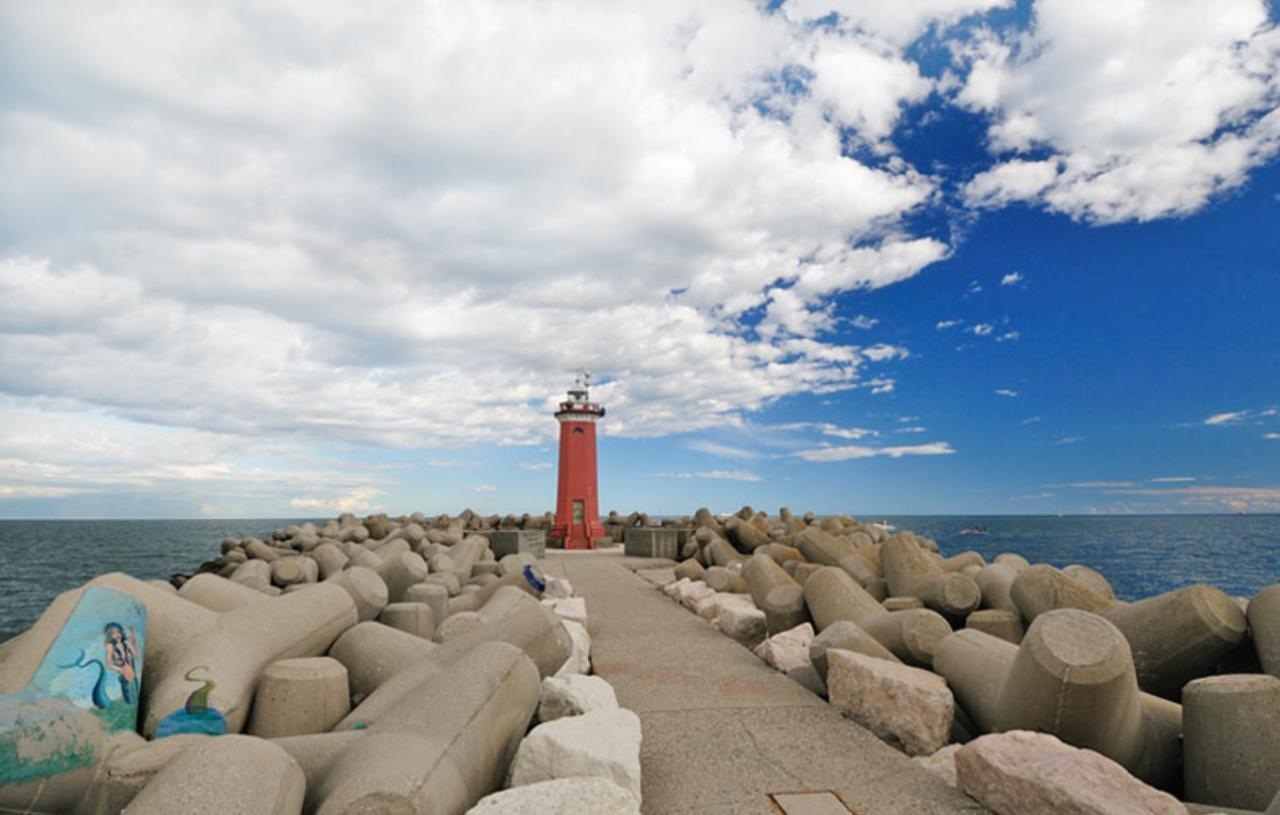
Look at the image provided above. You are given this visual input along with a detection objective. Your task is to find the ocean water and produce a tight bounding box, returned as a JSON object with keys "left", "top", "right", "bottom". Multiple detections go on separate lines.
{"left": 0, "top": 515, "right": 1277, "bottom": 644}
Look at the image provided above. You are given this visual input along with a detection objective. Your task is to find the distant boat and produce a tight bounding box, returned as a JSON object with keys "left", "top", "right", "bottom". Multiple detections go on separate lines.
{"left": 961, "top": 526, "right": 989, "bottom": 536}
{"left": 871, "top": 520, "right": 895, "bottom": 532}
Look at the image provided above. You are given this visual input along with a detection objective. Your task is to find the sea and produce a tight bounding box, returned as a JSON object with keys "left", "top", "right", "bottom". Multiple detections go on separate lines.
{"left": 0, "top": 515, "right": 1277, "bottom": 644}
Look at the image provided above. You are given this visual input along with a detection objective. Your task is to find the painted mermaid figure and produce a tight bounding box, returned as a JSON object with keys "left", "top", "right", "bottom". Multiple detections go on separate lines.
{"left": 102, "top": 622, "right": 139, "bottom": 704}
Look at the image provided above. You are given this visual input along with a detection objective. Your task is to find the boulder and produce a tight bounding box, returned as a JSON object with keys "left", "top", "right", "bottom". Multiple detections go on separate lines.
{"left": 508, "top": 708, "right": 643, "bottom": 803}
{"left": 538, "top": 674, "right": 619, "bottom": 722}
{"left": 753, "top": 623, "right": 815, "bottom": 673}
{"left": 954, "top": 731, "right": 1187, "bottom": 815}
{"left": 826, "top": 649, "right": 953, "bottom": 756}
{"left": 465, "top": 777, "right": 640, "bottom": 814}
{"left": 551, "top": 597, "right": 589, "bottom": 626}
{"left": 556, "top": 620, "right": 592, "bottom": 676}
{"left": 716, "top": 600, "right": 768, "bottom": 648}
{"left": 914, "top": 743, "right": 962, "bottom": 789}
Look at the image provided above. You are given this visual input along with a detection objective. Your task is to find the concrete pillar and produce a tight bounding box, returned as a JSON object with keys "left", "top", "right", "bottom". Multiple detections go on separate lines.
{"left": 801, "top": 566, "right": 883, "bottom": 631}
{"left": 941, "top": 551, "right": 985, "bottom": 572}
{"left": 1063, "top": 564, "right": 1116, "bottom": 600}
{"left": 230, "top": 559, "right": 272, "bottom": 590}
{"left": 179, "top": 573, "right": 270, "bottom": 612}
{"left": 966, "top": 609, "right": 1025, "bottom": 644}
{"left": 705, "top": 538, "right": 745, "bottom": 568}
{"left": 858, "top": 608, "right": 952, "bottom": 668}
{"left": 277, "top": 641, "right": 539, "bottom": 815}
{"left": 1248, "top": 584, "right": 1280, "bottom": 677}
{"left": 249, "top": 657, "right": 351, "bottom": 738}
{"left": 270, "top": 556, "right": 318, "bottom": 588}
{"left": 809, "top": 620, "right": 900, "bottom": 680}
{"left": 403, "top": 582, "right": 450, "bottom": 628}
{"left": 882, "top": 536, "right": 981, "bottom": 616}
{"left": 973, "top": 563, "right": 1020, "bottom": 613}
{"left": 994, "top": 609, "right": 1145, "bottom": 766}
{"left": 673, "top": 559, "right": 706, "bottom": 582}
{"left": 324, "top": 566, "right": 388, "bottom": 623}
{"left": 310, "top": 543, "right": 348, "bottom": 579}
{"left": 704, "top": 566, "right": 747, "bottom": 594}
{"left": 143, "top": 582, "right": 357, "bottom": 738}
{"left": 1009, "top": 564, "right": 1118, "bottom": 621}
{"left": 742, "top": 553, "right": 809, "bottom": 635}
{"left": 328, "top": 621, "right": 436, "bottom": 702}
{"left": 1184, "top": 674, "right": 1280, "bottom": 810}
{"left": 123, "top": 734, "right": 305, "bottom": 815}
{"left": 796, "top": 529, "right": 876, "bottom": 586}
{"left": 374, "top": 551, "right": 429, "bottom": 603}
{"left": 1105, "top": 583, "right": 1248, "bottom": 699}
{"left": 378, "top": 602, "right": 435, "bottom": 640}
{"left": 933, "top": 628, "right": 1017, "bottom": 732}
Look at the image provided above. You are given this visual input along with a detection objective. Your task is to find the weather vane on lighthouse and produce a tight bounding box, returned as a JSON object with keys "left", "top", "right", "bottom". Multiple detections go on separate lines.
{"left": 549, "top": 370, "right": 607, "bottom": 550}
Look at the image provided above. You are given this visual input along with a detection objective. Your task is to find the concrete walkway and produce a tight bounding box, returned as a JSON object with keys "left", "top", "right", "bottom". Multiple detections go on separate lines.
{"left": 543, "top": 552, "right": 987, "bottom": 815}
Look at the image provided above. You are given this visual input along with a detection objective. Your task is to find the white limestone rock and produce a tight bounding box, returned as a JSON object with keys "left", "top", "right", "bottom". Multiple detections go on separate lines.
{"left": 693, "top": 594, "right": 719, "bottom": 621}
{"left": 508, "top": 708, "right": 643, "bottom": 803}
{"left": 826, "top": 649, "right": 953, "bottom": 757}
{"left": 662, "top": 577, "right": 690, "bottom": 599}
{"left": 551, "top": 596, "right": 589, "bottom": 626}
{"left": 676, "top": 580, "right": 714, "bottom": 611}
{"left": 955, "top": 731, "right": 1189, "bottom": 815}
{"left": 545, "top": 576, "right": 574, "bottom": 599}
{"left": 752, "top": 622, "right": 815, "bottom": 673}
{"left": 466, "top": 778, "right": 639, "bottom": 814}
{"left": 914, "top": 743, "right": 962, "bottom": 789}
{"left": 539, "top": 674, "right": 619, "bottom": 722}
{"left": 555, "top": 619, "right": 592, "bottom": 676}
{"left": 717, "top": 601, "right": 767, "bottom": 648}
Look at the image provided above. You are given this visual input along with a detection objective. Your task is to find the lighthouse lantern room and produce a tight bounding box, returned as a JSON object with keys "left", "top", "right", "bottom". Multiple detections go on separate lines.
{"left": 550, "top": 372, "right": 607, "bottom": 550}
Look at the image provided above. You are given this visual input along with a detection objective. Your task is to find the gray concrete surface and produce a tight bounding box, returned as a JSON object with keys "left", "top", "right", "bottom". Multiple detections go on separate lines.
{"left": 543, "top": 552, "right": 988, "bottom": 815}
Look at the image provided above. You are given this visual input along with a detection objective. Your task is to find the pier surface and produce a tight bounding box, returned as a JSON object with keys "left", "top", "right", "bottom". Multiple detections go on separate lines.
{"left": 544, "top": 552, "right": 987, "bottom": 815}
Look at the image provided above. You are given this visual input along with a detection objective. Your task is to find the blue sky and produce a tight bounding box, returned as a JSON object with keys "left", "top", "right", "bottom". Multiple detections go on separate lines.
{"left": 1, "top": 0, "right": 1278, "bottom": 518}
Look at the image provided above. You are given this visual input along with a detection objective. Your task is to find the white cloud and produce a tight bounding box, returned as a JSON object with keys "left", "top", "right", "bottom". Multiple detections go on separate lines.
{"left": 685, "top": 440, "right": 761, "bottom": 460}
{"left": 1265, "top": 432, "right": 1280, "bottom": 440}
{"left": 936, "top": 319, "right": 962, "bottom": 330}
{"left": 473, "top": 484, "right": 497, "bottom": 493}
{"left": 517, "top": 462, "right": 552, "bottom": 471}
{"left": 1204, "top": 410, "right": 1249, "bottom": 426}
{"left": 958, "top": 0, "right": 1280, "bottom": 223}
{"left": 657, "top": 469, "right": 762, "bottom": 482}
{"left": 1000, "top": 271, "right": 1023, "bottom": 286}
{"left": 795, "top": 441, "right": 955, "bottom": 461}
{"left": 778, "top": 422, "right": 879, "bottom": 440}
{"left": 996, "top": 331, "right": 1020, "bottom": 342}
{"left": 850, "top": 315, "right": 879, "bottom": 330}
{"left": 290, "top": 489, "right": 383, "bottom": 514}
{"left": 1151, "top": 476, "right": 1197, "bottom": 483}
{"left": 1054, "top": 435, "right": 1085, "bottom": 445}
{"left": 994, "top": 388, "right": 1018, "bottom": 397}
{"left": 1101, "top": 485, "right": 1280, "bottom": 513}
{"left": 895, "top": 426, "right": 926, "bottom": 433}
{"left": 1021, "top": 416, "right": 1041, "bottom": 425}
{"left": 0, "top": 0, "right": 971, "bottom": 472}
{"left": 968, "top": 323, "right": 994, "bottom": 336}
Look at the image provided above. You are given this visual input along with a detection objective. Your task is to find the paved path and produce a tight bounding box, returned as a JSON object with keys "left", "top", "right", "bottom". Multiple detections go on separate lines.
{"left": 544, "top": 552, "right": 987, "bottom": 815}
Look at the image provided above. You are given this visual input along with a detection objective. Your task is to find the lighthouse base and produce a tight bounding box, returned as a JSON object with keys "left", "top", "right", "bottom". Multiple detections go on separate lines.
{"left": 549, "top": 521, "right": 607, "bottom": 551}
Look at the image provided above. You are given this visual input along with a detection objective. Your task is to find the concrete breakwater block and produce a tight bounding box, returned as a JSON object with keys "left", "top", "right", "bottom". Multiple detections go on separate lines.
{"left": 248, "top": 657, "right": 351, "bottom": 739}
{"left": 955, "top": 731, "right": 1187, "bottom": 815}
{"left": 1247, "top": 584, "right": 1280, "bottom": 677}
{"left": 328, "top": 621, "right": 437, "bottom": 703}
{"left": 826, "top": 649, "right": 954, "bottom": 757}
{"left": 123, "top": 734, "right": 305, "bottom": 815}
{"left": 466, "top": 777, "right": 640, "bottom": 815}
{"left": 486, "top": 530, "right": 547, "bottom": 559}
{"left": 507, "top": 707, "right": 643, "bottom": 803}
{"left": 379, "top": 602, "right": 436, "bottom": 640}
{"left": 623, "top": 527, "right": 681, "bottom": 559}
{"left": 1183, "top": 674, "right": 1280, "bottom": 810}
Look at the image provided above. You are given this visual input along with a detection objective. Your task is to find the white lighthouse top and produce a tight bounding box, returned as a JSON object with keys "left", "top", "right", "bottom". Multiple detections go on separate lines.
{"left": 556, "top": 371, "right": 605, "bottom": 421}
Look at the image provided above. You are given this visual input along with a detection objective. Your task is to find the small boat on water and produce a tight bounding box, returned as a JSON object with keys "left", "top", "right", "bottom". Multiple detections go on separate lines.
{"left": 961, "top": 526, "right": 989, "bottom": 536}
{"left": 870, "top": 520, "right": 895, "bottom": 532}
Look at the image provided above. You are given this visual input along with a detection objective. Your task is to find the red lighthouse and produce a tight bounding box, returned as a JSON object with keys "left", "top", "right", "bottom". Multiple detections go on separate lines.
{"left": 550, "top": 373, "right": 607, "bottom": 550}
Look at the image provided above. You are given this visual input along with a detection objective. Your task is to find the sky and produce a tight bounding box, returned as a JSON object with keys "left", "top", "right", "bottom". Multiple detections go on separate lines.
{"left": 1, "top": 0, "right": 1278, "bottom": 518}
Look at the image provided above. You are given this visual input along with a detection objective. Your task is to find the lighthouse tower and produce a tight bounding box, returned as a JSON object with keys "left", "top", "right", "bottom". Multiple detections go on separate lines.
{"left": 550, "top": 373, "right": 607, "bottom": 550}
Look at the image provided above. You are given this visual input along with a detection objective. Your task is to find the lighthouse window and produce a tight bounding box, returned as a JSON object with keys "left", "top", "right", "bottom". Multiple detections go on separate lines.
{"left": 572, "top": 427, "right": 584, "bottom": 435}
{"left": 572, "top": 501, "right": 584, "bottom": 523}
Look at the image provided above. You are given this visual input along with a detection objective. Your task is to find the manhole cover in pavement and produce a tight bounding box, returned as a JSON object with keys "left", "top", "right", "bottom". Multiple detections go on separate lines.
{"left": 769, "top": 790, "right": 858, "bottom": 814}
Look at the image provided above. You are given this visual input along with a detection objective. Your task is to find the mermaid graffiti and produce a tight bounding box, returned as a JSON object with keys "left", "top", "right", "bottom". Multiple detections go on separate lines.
{"left": 59, "top": 622, "right": 140, "bottom": 709}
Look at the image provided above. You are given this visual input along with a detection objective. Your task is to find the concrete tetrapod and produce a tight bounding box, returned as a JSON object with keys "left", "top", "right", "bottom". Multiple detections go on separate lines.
{"left": 1104, "top": 583, "right": 1248, "bottom": 699}
{"left": 972, "top": 563, "right": 1020, "bottom": 613}
{"left": 248, "top": 657, "right": 351, "bottom": 738}
{"left": 328, "top": 621, "right": 437, "bottom": 702}
{"left": 1247, "top": 584, "right": 1280, "bottom": 677}
{"left": 275, "top": 641, "right": 540, "bottom": 815}
{"left": 1183, "top": 674, "right": 1280, "bottom": 810}
{"left": 1010, "top": 564, "right": 1118, "bottom": 622}
{"left": 808, "top": 620, "right": 900, "bottom": 680}
{"left": 742, "top": 553, "right": 809, "bottom": 635}
{"left": 336, "top": 589, "right": 570, "bottom": 729}
{"left": 324, "top": 567, "right": 390, "bottom": 623}
{"left": 123, "top": 734, "right": 305, "bottom": 815}
{"left": 145, "top": 582, "right": 357, "bottom": 738}
{"left": 178, "top": 573, "right": 271, "bottom": 612}
{"left": 881, "top": 535, "right": 981, "bottom": 617}
{"left": 794, "top": 528, "right": 878, "bottom": 587}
